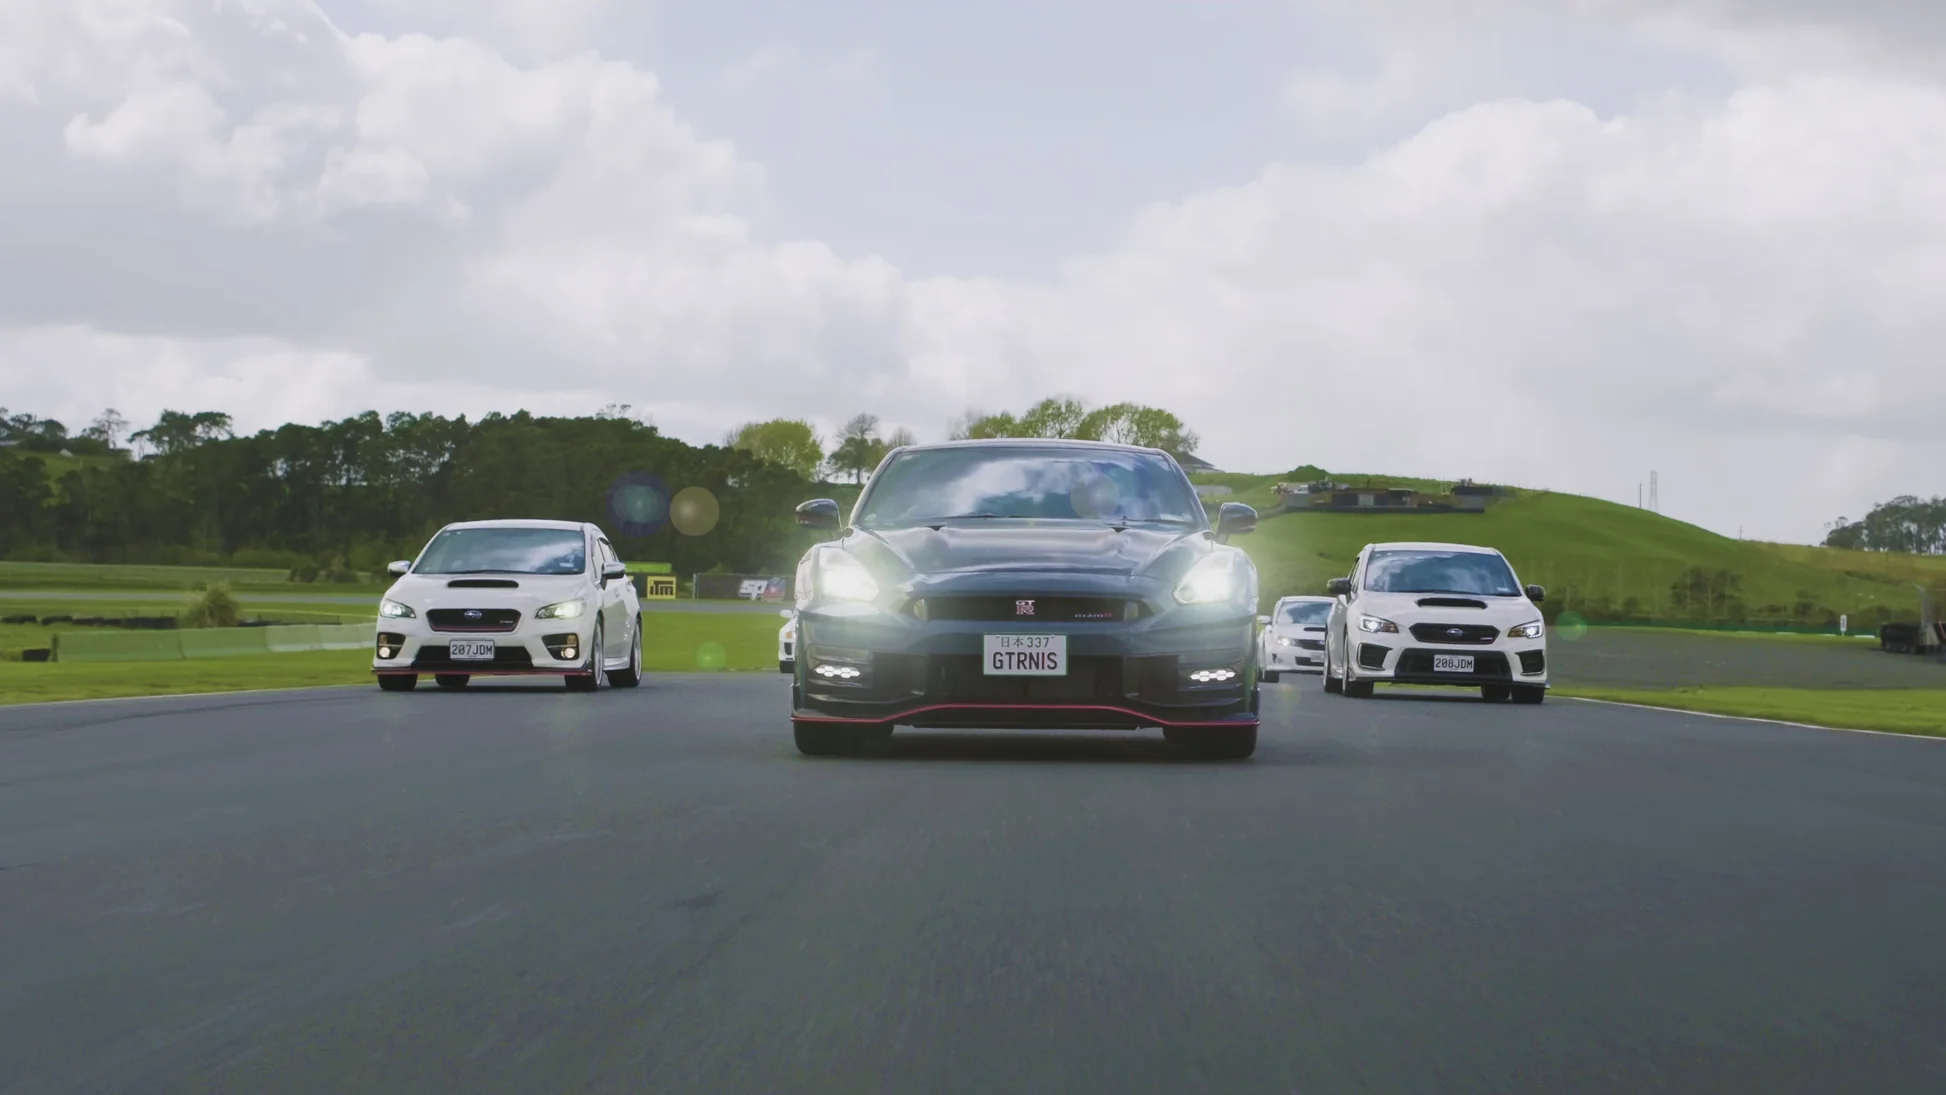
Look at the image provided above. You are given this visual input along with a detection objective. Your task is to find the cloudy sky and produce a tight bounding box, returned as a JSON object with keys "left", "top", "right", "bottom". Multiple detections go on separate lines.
{"left": 2, "top": 0, "right": 1942, "bottom": 543}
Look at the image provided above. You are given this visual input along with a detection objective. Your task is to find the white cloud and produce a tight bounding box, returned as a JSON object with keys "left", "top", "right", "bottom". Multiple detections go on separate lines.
{"left": 1, "top": 2, "right": 1943, "bottom": 542}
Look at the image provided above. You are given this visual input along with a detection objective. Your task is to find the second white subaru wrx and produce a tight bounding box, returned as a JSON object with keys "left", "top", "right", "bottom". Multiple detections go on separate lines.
{"left": 371, "top": 519, "right": 642, "bottom": 693}
{"left": 1323, "top": 541, "right": 1548, "bottom": 703}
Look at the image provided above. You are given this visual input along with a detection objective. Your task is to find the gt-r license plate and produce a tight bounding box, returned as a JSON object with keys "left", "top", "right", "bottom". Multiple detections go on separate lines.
{"left": 983, "top": 634, "right": 1067, "bottom": 676}
{"left": 1432, "top": 654, "right": 1475, "bottom": 673}
{"left": 449, "top": 640, "right": 496, "bottom": 661}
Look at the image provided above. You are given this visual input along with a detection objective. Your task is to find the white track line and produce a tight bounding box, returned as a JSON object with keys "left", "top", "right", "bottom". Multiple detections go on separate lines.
{"left": 1563, "top": 696, "right": 1944, "bottom": 741}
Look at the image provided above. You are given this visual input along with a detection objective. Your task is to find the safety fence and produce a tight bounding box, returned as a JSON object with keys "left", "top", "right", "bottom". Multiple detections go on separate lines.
{"left": 51, "top": 623, "right": 373, "bottom": 663}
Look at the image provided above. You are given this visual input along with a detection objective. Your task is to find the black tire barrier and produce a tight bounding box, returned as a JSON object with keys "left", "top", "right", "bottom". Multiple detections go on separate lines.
{"left": 21, "top": 648, "right": 51, "bottom": 662}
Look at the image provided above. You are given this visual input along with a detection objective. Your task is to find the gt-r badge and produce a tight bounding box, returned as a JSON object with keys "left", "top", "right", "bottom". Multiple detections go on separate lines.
{"left": 1015, "top": 600, "right": 1035, "bottom": 616}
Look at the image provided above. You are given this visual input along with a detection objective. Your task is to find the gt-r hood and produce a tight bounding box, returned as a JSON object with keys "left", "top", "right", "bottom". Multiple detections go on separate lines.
{"left": 383, "top": 572, "right": 592, "bottom": 610}
{"left": 1356, "top": 590, "right": 1541, "bottom": 625}
{"left": 857, "top": 524, "right": 1200, "bottom": 579}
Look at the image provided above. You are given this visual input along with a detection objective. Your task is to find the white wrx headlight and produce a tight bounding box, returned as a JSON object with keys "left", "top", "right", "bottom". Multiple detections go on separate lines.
{"left": 1175, "top": 551, "right": 1245, "bottom": 605}
{"left": 815, "top": 550, "right": 879, "bottom": 603}
{"left": 1358, "top": 614, "right": 1399, "bottom": 634}
{"left": 1508, "top": 620, "right": 1545, "bottom": 639}
{"left": 379, "top": 599, "right": 415, "bottom": 619}
{"left": 536, "top": 599, "right": 586, "bottom": 620}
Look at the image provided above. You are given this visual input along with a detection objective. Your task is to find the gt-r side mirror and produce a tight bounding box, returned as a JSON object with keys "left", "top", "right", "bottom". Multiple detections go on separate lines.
{"left": 1327, "top": 577, "right": 1354, "bottom": 597}
{"left": 796, "top": 498, "right": 842, "bottom": 531}
{"left": 602, "top": 561, "right": 628, "bottom": 584}
{"left": 386, "top": 560, "right": 412, "bottom": 578}
{"left": 1214, "top": 502, "right": 1257, "bottom": 542}
{"left": 1526, "top": 584, "right": 1546, "bottom": 603}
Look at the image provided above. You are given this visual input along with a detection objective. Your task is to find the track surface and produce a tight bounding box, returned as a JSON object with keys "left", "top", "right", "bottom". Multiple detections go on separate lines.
{"left": 5, "top": 675, "right": 1946, "bottom": 1094}
{"left": 0, "top": 592, "right": 784, "bottom": 613}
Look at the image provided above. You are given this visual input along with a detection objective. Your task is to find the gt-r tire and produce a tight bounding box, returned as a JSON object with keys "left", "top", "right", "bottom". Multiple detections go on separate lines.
{"left": 1171, "top": 726, "right": 1257, "bottom": 760}
{"left": 378, "top": 674, "right": 417, "bottom": 692}
{"left": 1481, "top": 683, "right": 1511, "bottom": 702}
{"left": 1512, "top": 685, "right": 1546, "bottom": 705}
{"left": 566, "top": 622, "right": 605, "bottom": 693}
{"left": 434, "top": 674, "right": 469, "bottom": 689}
{"left": 608, "top": 622, "right": 642, "bottom": 689}
{"left": 793, "top": 721, "right": 860, "bottom": 756}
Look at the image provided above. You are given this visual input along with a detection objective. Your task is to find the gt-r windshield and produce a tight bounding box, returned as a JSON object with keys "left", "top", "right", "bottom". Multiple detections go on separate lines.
{"left": 413, "top": 527, "right": 587, "bottom": 575}
{"left": 1279, "top": 601, "right": 1332, "bottom": 625}
{"left": 854, "top": 446, "right": 1205, "bottom": 529}
{"left": 1363, "top": 550, "right": 1521, "bottom": 596}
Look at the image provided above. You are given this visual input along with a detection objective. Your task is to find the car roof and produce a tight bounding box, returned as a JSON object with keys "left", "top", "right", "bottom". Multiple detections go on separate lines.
{"left": 1363, "top": 541, "right": 1504, "bottom": 555}
{"left": 439, "top": 519, "right": 591, "bottom": 533}
{"left": 893, "top": 437, "right": 1170, "bottom": 458}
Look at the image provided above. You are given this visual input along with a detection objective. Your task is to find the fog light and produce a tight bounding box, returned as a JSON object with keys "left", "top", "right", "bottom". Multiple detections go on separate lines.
{"left": 1189, "top": 669, "right": 1237, "bottom": 683}
{"left": 562, "top": 646, "right": 577, "bottom": 661}
{"left": 377, "top": 646, "right": 393, "bottom": 659}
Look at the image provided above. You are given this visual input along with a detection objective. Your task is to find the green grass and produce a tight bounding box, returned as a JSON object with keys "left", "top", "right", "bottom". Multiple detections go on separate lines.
{"left": 0, "top": 649, "right": 378, "bottom": 705}
{"left": 1578, "top": 626, "right": 1876, "bottom": 649}
{"left": 1557, "top": 687, "right": 1946, "bottom": 737}
{"left": 1229, "top": 478, "right": 1942, "bottom": 624}
{"left": 0, "top": 598, "right": 380, "bottom": 658}
{"left": 0, "top": 560, "right": 323, "bottom": 591}
{"left": 0, "top": 610, "right": 784, "bottom": 704}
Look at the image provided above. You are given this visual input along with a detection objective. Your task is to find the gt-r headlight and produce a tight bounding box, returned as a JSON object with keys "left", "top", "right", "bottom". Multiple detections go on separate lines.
{"left": 1175, "top": 550, "right": 1252, "bottom": 606}
{"left": 813, "top": 549, "right": 880, "bottom": 604}
{"left": 379, "top": 599, "right": 416, "bottom": 619}
{"left": 536, "top": 599, "right": 586, "bottom": 620}
{"left": 1358, "top": 614, "right": 1399, "bottom": 634}
{"left": 1508, "top": 619, "right": 1545, "bottom": 639}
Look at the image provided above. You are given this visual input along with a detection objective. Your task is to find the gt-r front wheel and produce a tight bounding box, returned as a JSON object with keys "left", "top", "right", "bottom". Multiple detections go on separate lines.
{"left": 1165, "top": 726, "right": 1257, "bottom": 760}
{"left": 792, "top": 720, "right": 893, "bottom": 757}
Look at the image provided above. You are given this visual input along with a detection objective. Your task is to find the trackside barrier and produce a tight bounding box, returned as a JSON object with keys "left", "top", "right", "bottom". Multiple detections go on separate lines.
{"left": 51, "top": 630, "right": 186, "bottom": 663}
{"left": 179, "top": 628, "right": 271, "bottom": 658}
{"left": 52, "top": 623, "right": 375, "bottom": 662}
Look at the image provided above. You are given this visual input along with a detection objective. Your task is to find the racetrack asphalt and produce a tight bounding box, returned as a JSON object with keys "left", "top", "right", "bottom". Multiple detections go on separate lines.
{"left": 0, "top": 591, "right": 785, "bottom": 613}
{"left": 5, "top": 674, "right": 1946, "bottom": 1094}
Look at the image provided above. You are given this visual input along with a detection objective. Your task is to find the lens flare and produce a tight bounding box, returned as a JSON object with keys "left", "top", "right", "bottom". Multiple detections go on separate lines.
{"left": 671, "top": 486, "right": 720, "bottom": 537}
{"left": 1554, "top": 611, "right": 1589, "bottom": 642}
{"left": 607, "top": 473, "right": 670, "bottom": 537}
{"left": 696, "top": 641, "right": 727, "bottom": 670}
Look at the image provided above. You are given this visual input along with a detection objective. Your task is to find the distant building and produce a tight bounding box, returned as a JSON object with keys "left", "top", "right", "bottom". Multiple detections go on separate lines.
{"left": 1175, "top": 452, "right": 1219, "bottom": 473}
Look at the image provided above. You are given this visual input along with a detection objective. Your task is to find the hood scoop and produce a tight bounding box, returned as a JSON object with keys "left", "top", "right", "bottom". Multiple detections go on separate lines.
{"left": 1416, "top": 597, "right": 1486, "bottom": 609}
{"left": 448, "top": 578, "right": 520, "bottom": 589}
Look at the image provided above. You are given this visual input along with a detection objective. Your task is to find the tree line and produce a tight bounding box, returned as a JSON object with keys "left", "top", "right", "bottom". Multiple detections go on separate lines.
{"left": 726, "top": 396, "right": 1198, "bottom": 484}
{"left": 0, "top": 396, "right": 1200, "bottom": 575}
{"left": 1824, "top": 495, "right": 1946, "bottom": 555}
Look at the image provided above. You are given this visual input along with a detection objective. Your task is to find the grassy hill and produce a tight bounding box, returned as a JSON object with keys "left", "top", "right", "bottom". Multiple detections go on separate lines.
{"left": 1207, "top": 473, "right": 1944, "bottom": 629}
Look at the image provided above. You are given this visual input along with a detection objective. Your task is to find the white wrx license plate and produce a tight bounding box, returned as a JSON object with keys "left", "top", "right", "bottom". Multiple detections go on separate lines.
{"left": 449, "top": 640, "right": 497, "bottom": 661}
{"left": 1432, "top": 654, "right": 1475, "bottom": 673}
{"left": 983, "top": 634, "right": 1067, "bottom": 676}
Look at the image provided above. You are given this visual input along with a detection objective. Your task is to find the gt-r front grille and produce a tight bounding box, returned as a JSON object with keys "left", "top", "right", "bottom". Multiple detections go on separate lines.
{"left": 915, "top": 596, "right": 1135, "bottom": 623}
{"left": 427, "top": 608, "right": 523, "bottom": 633}
{"left": 931, "top": 654, "right": 1126, "bottom": 702}
{"left": 1408, "top": 623, "right": 1501, "bottom": 645}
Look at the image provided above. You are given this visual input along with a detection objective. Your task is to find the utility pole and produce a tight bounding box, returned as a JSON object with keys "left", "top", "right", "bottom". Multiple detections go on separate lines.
{"left": 1649, "top": 471, "right": 1659, "bottom": 514}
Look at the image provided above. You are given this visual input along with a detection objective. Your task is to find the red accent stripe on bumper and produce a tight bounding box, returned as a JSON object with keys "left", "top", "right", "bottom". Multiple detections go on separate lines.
{"left": 792, "top": 702, "right": 1257, "bottom": 729}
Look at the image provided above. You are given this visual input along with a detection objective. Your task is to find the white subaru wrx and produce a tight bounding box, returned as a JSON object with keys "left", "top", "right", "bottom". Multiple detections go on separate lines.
{"left": 372, "top": 519, "right": 642, "bottom": 693}
{"left": 1323, "top": 541, "right": 1548, "bottom": 703}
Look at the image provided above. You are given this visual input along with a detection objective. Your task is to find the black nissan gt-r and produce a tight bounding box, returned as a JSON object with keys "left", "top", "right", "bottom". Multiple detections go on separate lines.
{"left": 786, "top": 438, "right": 1263, "bottom": 759}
